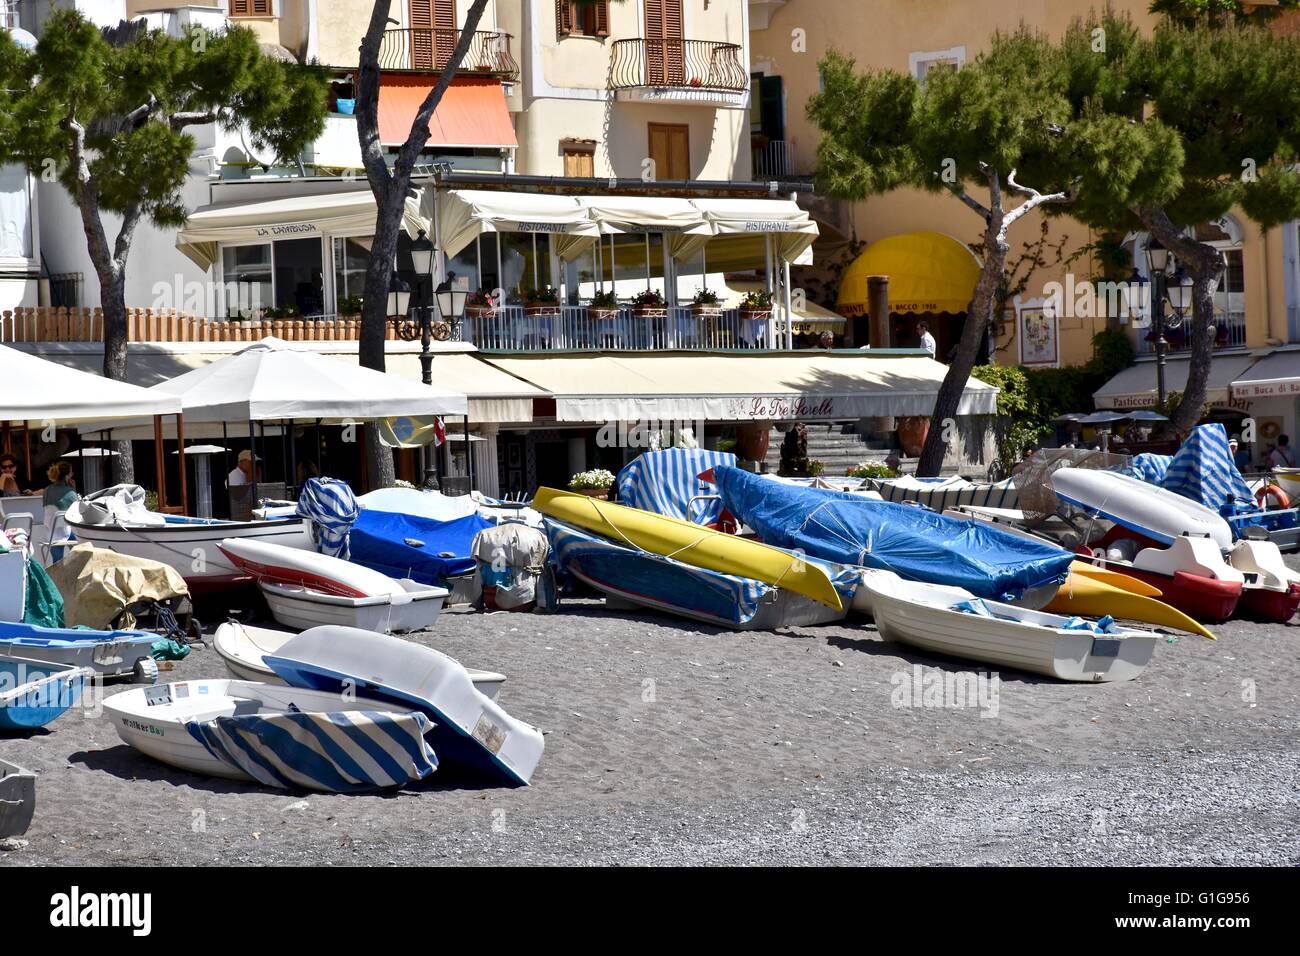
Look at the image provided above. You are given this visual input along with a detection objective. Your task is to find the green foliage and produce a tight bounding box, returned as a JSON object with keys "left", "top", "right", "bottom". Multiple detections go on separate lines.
{"left": 1085, "top": 328, "right": 1136, "bottom": 379}
{"left": 0, "top": 11, "right": 327, "bottom": 228}
{"left": 973, "top": 362, "right": 1113, "bottom": 461}
{"left": 1150, "top": 0, "right": 1300, "bottom": 28}
{"left": 848, "top": 462, "right": 898, "bottom": 479}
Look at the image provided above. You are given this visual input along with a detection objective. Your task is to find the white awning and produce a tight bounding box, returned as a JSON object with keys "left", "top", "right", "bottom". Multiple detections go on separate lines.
{"left": 1094, "top": 355, "right": 1260, "bottom": 408}
{"left": 1230, "top": 350, "right": 1300, "bottom": 399}
{"left": 482, "top": 352, "right": 996, "bottom": 422}
{"left": 379, "top": 351, "right": 544, "bottom": 423}
{"left": 434, "top": 189, "right": 601, "bottom": 261}
{"left": 176, "top": 190, "right": 428, "bottom": 270}
{"left": 0, "top": 343, "right": 181, "bottom": 424}
{"left": 673, "top": 197, "right": 819, "bottom": 265}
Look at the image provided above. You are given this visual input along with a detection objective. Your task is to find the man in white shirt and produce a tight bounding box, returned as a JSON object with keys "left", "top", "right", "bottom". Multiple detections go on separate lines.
{"left": 227, "top": 449, "right": 260, "bottom": 487}
{"left": 1268, "top": 435, "right": 1296, "bottom": 469}
{"left": 917, "top": 321, "right": 937, "bottom": 359}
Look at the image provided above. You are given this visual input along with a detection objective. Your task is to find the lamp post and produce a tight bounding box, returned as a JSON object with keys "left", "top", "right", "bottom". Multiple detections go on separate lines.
{"left": 1164, "top": 262, "right": 1195, "bottom": 340}
{"left": 1144, "top": 236, "right": 1171, "bottom": 406}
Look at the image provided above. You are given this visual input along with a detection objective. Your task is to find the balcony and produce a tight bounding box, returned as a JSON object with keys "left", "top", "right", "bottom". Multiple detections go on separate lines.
{"left": 451, "top": 306, "right": 781, "bottom": 352}
{"left": 752, "top": 139, "right": 791, "bottom": 178}
{"left": 1135, "top": 311, "right": 1247, "bottom": 354}
{"left": 378, "top": 28, "right": 518, "bottom": 81}
{"left": 609, "top": 38, "right": 747, "bottom": 107}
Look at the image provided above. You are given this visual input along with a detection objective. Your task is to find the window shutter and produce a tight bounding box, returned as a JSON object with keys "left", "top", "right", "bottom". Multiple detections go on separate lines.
{"left": 253, "top": 0, "right": 271, "bottom": 14}
{"left": 595, "top": 1, "right": 610, "bottom": 37}
{"left": 557, "top": 0, "right": 573, "bottom": 36}
{"left": 230, "top": 0, "right": 249, "bottom": 15}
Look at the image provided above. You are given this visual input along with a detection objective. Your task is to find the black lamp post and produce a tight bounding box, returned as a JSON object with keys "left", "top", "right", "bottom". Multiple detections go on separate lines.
{"left": 1144, "top": 236, "right": 1171, "bottom": 405}
{"left": 408, "top": 230, "right": 436, "bottom": 386}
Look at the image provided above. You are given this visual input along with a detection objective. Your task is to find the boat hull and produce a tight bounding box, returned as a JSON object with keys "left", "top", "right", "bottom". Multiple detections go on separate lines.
{"left": 0, "top": 658, "right": 92, "bottom": 731}
{"left": 1237, "top": 582, "right": 1300, "bottom": 623}
{"left": 1052, "top": 468, "right": 1233, "bottom": 550}
{"left": 0, "top": 759, "right": 35, "bottom": 838}
{"left": 259, "top": 580, "right": 447, "bottom": 633}
{"left": 1044, "top": 572, "right": 1215, "bottom": 639}
{"left": 1074, "top": 550, "right": 1241, "bottom": 623}
{"left": 865, "top": 573, "right": 1158, "bottom": 682}
{"left": 66, "top": 517, "right": 312, "bottom": 589}
{"left": 0, "top": 622, "right": 158, "bottom": 680}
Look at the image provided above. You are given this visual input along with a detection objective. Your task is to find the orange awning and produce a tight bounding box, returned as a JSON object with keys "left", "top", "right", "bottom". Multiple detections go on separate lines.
{"left": 378, "top": 75, "right": 517, "bottom": 149}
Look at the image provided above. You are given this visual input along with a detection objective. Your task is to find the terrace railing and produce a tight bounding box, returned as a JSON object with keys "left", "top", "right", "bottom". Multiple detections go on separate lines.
{"left": 378, "top": 28, "right": 518, "bottom": 80}
{"left": 1134, "top": 310, "right": 1247, "bottom": 354}
{"left": 609, "top": 38, "right": 746, "bottom": 92}
{"left": 453, "top": 305, "right": 776, "bottom": 351}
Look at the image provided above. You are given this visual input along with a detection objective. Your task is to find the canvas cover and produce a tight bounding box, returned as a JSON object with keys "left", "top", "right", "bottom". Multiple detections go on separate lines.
{"left": 47, "top": 543, "right": 189, "bottom": 630}
{"left": 1123, "top": 423, "right": 1254, "bottom": 515}
{"left": 616, "top": 448, "right": 738, "bottom": 525}
{"left": 349, "top": 509, "right": 493, "bottom": 585}
{"left": 712, "top": 465, "right": 1074, "bottom": 602}
{"left": 296, "top": 477, "right": 359, "bottom": 559}
{"left": 472, "top": 523, "right": 550, "bottom": 611}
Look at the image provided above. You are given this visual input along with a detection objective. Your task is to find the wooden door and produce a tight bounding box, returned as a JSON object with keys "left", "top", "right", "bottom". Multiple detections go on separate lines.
{"left": 648, "top": 123, "right": 689, "bottom": 181}
{"left": 644, "top": 0, "right": 685, "bottom": 85}
{"left": 410, "top": 0, "right": 456, "bottom": 70}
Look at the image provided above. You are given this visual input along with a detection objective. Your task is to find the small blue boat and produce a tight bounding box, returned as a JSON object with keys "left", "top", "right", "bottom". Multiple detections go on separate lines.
{"left": 712, "top": 465, "right": 1074, "bottom": 604}
{"left": 0, "top": 657, "right": 94, "bottom": 732}
{"left": 0, "top": 622, "right": 160, "bottom": 682}
{"left": 348, "top": 509, "right": 493, "bottom": 586}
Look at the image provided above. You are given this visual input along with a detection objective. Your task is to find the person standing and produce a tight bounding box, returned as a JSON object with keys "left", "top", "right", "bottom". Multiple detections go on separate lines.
{"left": 917, "top": 321, "right": 937, "bottom": 359}
{"left": 1268, "top": 434, "right": 1296, "bottom": 469}
{"left": 227, "top": 449, "right": 261, "bottom": 487}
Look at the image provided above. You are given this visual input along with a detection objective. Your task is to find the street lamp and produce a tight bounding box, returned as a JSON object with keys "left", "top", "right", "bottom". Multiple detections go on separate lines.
{"left": 1144, "top": 236, "right": 1171, "bottom": 406}
{"left": 386, "top": 269, "right": 411, "bottom": 323}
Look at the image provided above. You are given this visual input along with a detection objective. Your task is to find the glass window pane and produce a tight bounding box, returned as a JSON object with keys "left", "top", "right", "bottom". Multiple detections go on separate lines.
{"left": 445, "top": 239, "right": 479, "bottom": 295}
{"left": 333, "top": 236, "right": 372, "bottom": 313}
{"left": 0, "top": 163, "right": 32, "bottom": 259}
{"left": 478, "top": 234, "right": 500, "bottom": 296}
{"left": 500, "top": 232, "right": 552, "bottom": 302}
{"left": 273, "top": 237, "right": 325, "bottom": 316}
{"left": 222, "top": 244, "right": 271, "bottom": 318}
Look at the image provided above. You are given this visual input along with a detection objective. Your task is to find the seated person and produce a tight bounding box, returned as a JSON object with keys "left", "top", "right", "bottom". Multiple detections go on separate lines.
{"left": 227, "top": 449, "right": 262, "bottom": 488}
{"left": 0, "top": 453, "right": 29, "bottom": 497}
{"left": 42, "top": 461, "right": 78, "bottom": 511}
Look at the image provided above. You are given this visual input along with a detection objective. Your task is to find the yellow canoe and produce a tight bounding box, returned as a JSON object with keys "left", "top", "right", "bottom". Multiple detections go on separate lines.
{"left": 1046, "top": 571, "right": 1215, "bottom": 640}
{"left": 1068, "top": 561, "right": 1163, "bottom": 598}
{"left": 534, "top": 487, "right": 844, "bottom": 611}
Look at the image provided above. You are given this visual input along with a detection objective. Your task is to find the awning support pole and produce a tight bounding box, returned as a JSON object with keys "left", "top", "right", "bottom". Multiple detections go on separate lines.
{"left": 176, "top": 413, "right": 188, "bottom": 516}
{"left": 783, "top": 259, "right": 794, "bottom": 351}
{"left": 21, "top": 421, "right": 31, "bottom": 487}
{"left": 464, "top": 414, "right": 473, "bottom": 489}
{"left": 764, "top": 234, "right": 775, "bottom": 349}
{"left": 153, "top": 414, "right": 168, "bottom": 512}
{"left": 249, "top": 418, "right": 258, "bottom": 507}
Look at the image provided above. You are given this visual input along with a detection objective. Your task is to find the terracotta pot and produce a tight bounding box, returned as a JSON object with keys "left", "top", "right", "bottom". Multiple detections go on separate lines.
{"left": 590, "top": 308, "right": 619, "bottom": 321}
{"left": 525, "top": 304, "right": 559, "bottom": 316}
{"left": 465, "top": 306, "right": 495, "bottom": 319}
{"left": 896, "top": 416, "right": 930, "bottom": 458}
{"left": 568, "top": 486, "right": 610, "bottom": 499}
{"left": 736, "top": 422, "right": 771, "bottom": 462}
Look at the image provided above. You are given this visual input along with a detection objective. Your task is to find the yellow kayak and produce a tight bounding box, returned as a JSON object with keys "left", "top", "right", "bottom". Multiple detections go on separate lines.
{"left": 1068, "top": 561, "right": 1163, "bottom": 598}
{"left": 1046, "top": 571, "right": 1215, "bottom": 639}
{"left": 534, "top": 487, "right": 844, "bottom": 611}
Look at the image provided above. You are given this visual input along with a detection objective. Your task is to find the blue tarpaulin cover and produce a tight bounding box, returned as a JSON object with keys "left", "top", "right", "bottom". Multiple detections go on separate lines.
{"left": 349, "top": 508, "right": 493, "bottom": 584}
{"left": 712, "top": 465, "right": 1074, "bottom": 601}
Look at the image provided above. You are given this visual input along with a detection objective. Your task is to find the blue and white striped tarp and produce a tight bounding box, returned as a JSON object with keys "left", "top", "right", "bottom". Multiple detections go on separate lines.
{"left": 296, "top": 477, "right": 359, "bottom": 559}
{"left": 615, "top": 449, "right": 738, "bottom": 525}
{"left": 1126, "top": 453, "right": 1171, "bottom": 485}
{"left": 185, "top": 710, "right": 438, "bottom": 793}
{"left": 1147, "top": 423, "right": 1253, "bottom": 515}
{"left": 868, "top": 476, "right": 1020, "bottom": 511}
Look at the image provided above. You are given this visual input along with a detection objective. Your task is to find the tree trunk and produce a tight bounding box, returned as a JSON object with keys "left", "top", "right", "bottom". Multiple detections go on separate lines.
{"left": 356, "top": 183, "right": 405, "bottom": 490}
{"left": 916, "top": 223, "right": 1006, "bottom": 477}
{"left": 1137, "top": 208, "right": 1224, "bottom": 436}
{"left": 90, "top": 256, "right": 136, "bottom": 484}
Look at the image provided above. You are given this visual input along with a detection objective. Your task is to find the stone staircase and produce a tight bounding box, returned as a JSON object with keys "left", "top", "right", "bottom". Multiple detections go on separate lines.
{"left": 756, "top": 422, "right": 964, "bottom": 477}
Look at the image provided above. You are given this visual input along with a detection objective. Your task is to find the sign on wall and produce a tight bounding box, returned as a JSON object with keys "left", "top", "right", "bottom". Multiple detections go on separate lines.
{"left": 1018, "top": 305, "right": 1058, "bottom": 367}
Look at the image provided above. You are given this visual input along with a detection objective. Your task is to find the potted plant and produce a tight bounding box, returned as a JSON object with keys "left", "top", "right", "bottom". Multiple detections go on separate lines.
{"left": 691, "top": 288, "right": 721, "bottom": 316}
{"left": 896, "top": 417, "right": 930, "bottom": 458}
{"left": 524, "top": 286, "right": 560, "bottom": 316}
{"left": 738, "top": 289, "right": 773, "bottom": 319}
{"left": 631, "top": 288, "right": 666, "bottom": 316}
{"left": 848, "top": 461, "right": 899, "bottom": 480}
{"left": 466, "top": 288, "right": 497, "bottom": 319}
{"left": 589, "top": 289, "right": 620, "bottom": 321}
{"left": 568, "top": 468, "right": 616, "bottom": 499}
{"left": 338, "top": 295, "right": 362, "bottom": 319}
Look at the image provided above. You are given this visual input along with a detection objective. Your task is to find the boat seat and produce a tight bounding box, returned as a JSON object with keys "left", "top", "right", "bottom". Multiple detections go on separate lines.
{"left": 1133, "top": 534, "right": 1244, "bottom": 583}
{"left": 1227, "top": 540, "right": 1298, "bottom": 591}
{"left": 228, "top": 697, "right": 263, "bottom": 716}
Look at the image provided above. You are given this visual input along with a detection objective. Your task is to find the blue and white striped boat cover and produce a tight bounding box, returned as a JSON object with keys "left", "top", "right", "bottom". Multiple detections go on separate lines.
{"left": 185, "top": 710, "right": 437, "bottom": 793}
{"left": 1126, "top": 423, "right": 1254, "bottom": 515}
{"left": 295, "top": 477, "right": 359, "bottom": 559}
{"left": 615, "top": 449, "right": 738, "bottom": 525}
{"left": 547, "top": 519, "right": 859, "bottom": 628}
{"left": 869, "top": 476, "right": 1020, "bottom": 511}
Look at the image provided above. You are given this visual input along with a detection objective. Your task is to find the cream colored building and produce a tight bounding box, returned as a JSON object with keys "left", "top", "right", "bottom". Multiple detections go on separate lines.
{"left": 749, "top": 0, "right": 1300, "bottom": 438}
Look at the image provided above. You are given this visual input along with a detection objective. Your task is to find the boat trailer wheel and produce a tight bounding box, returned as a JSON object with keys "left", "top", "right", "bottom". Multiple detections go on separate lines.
{"left": 132, "top": 657, "right": 160, "bottom": 686}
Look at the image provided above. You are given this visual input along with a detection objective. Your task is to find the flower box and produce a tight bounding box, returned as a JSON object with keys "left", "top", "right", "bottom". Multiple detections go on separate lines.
{"left": 567, "top": 486, "right": 610, "bottom": 499}
{"left": 590, "top": 308, "right": 620, "bottom": 321}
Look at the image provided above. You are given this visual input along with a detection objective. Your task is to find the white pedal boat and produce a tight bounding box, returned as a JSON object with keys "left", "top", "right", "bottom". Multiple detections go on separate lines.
{"left": 1050, "top": 468, "right": 1233, "bottom": 550}
{"left": 262, "top": 626, "right": 544, "bottom": 785}
{"left": 212, "top": 622, "right": 506, "bottom": 700}
{"left": 862, "top": 570, "right": 1158, "bottom": 682}
{"left": 103, "top": 678, "right": 435, "bottom": 788}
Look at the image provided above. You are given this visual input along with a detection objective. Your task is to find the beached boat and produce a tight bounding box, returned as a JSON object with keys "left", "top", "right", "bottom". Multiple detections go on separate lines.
{"left": 534, "top": 487, "right": 844, "bottom": 611}
{"left": 103, "top": 679, "right": 438, "bottom": 791}
{"left": 1051, "top": 468, "right": 1234, "bottom": 550}
{"left": 0, "top": 657, "right": 94, "bottom": 731}
{"left": 218, "top": 537, "right": 449, "bottom": 632}
{"left": 66, "top": 488, "right": 311, "bottom": 591}
{"left": 211, "top": 622, "right": 507, "bottom": 700}
{"left": 1227, "top": 539, "right": 1300, "bottom": 622}
{"left": 710, "top": 465, "right": 1073, "bottom": 605}
{"left": 262, "top": 627, "right": 544, "bottom": 786}
{"left": 863, "top": 571, "right": 1159, "bottom": 682}
{"left": 1073, "top": 534, "right": 1244, "bottom": 623}
{"left": 546, "top": 519, "right": 859, "bottom": 630}
{"left": 868, "top": 475, "right": 1020, "bottom": 510}
{"left": 0, "top": 621, "right": 159, "bottom": 682}
{"left": 0, "top": 758, "right": 35, "bottom": 838}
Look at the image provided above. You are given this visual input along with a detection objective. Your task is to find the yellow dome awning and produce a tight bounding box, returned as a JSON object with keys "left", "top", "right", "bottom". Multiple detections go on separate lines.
{"left": 836, "top": 231, "right": 981, "bottom": 318}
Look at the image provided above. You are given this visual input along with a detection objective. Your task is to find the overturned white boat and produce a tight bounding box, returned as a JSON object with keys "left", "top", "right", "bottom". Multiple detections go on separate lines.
{"left": 212, "top": 622, "right": 506, "bottom": 700}
{"left": 66, "top": 485, "right": 310, "bottom": 591}
{"left": 863, "top": 570, "right": 1158, "bottom": 682}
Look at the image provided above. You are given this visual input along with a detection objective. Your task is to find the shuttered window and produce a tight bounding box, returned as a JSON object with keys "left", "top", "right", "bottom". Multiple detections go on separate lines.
{"left": 229, "top": 0, "right": 273, "bottom": 16}
{"left": 644, "top": 0, "right": 684, "bottom": 84}
{"left": 409, "top": 0, "right": 457, "bottom": 70}
{"left": 647, "top": 123, "right": 689, "bottom": 181}
{"left": 557, "top": 1, "right": 609, "bottom": 37}
{"left": 561, "top": 139, "right": 596, "bottom": 177}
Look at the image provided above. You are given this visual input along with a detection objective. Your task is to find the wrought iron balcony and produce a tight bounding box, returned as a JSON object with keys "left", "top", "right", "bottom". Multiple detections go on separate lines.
{"left": 378, "top": 28, "right": 518, "bottom": 80}
{"left": 1134, "top": 311, "right": 1247, "bottom": 354}
{"left": 609, "top": 38, "right": 747, "bottom": 103}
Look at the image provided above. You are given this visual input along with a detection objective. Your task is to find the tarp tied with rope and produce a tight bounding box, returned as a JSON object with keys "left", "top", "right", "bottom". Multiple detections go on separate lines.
{"left": 711, "top": 465, "right": 1074, "bottom": 602}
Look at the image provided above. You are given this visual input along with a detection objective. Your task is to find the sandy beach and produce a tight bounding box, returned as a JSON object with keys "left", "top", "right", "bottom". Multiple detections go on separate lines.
{"left": 2, "top": 568, "right": 1298, "bottom": 866}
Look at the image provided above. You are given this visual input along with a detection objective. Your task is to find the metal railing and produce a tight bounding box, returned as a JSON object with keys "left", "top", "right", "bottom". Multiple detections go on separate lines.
{"left": 455, "top": 305, "right": 777, "bottom": 351}
{"left": 1135, "top": 311, "right": 1247, "bottom": 353}
{"left": 609, "top": 38, "right": 747, "bottom": 92}
{"left": 378, "top": 28, "right": 518, "bottom": 79}
{"left": 752, "top": 140, "right": 791, "bottom": 178}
